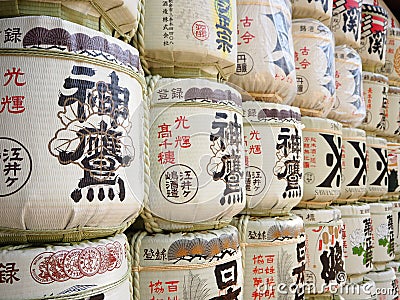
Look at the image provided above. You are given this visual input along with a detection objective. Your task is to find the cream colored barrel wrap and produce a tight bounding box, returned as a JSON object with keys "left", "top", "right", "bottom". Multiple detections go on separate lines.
{"left": 330, "top": 0, "right": 363, "bottom": 48}
{"left": 0, "top": 0, "right": 140, "bottom": 41}
{"left": 338, "top": 278, "right": 377, "bottom": 300}
{"left": 391, "top": 202, "right": 400, "bottom": 259}
{"left": 358, "top": 4, "right": 388, "bottom": 71}
{"left": 0, "top": 233, "right": 130, "bottom": 300}
{"left": 306, "top": 294, "right": 345, "bottom": 300}
{"left": 291, "top": 0, "right": 333, "bottom": 26}
{"left": 370, "top": 202, "right": 395, "bottom": 264}
{"left": 299, "top": 117, "right": 342, "bottom": 208}
{"left": 337, "top": 204, "right": 373, "bottom": 275}
{"left": 359, "top": 72, "right": 389, "bottom": 134}
{"left": 232, "top": 214, "right": 306, "bottom": 299}
{"left": 291, "top": 19, "right": 336, "bottom": 118}
{"left": 139, "top": 0, "right": 237, "bottom": 79}
{"left": 294, "top": 207, "right": 346, "bottom": 294}
{"left": 131, "top": 225, "right": 243, "bottom": 300}
{"left": 387, "top": 144, "right": 400, "bottom": 199}
{"left": 362, "top": 136, "right": 388, "bottom": 200}
{"left": 387, "top": 261, "right": 400, "bottom": 294}
{"left": 379, "top": 28, "right": 400, "bottom": 83}
{"left": 335, "top": 128, "right": 367, "bottom": 203}
{"left": 328, "top": 46, "right": 365, "bottom": 127}
{"left": 228, "top": 0, "right": 297, "bottom": 104}
{"left": 0, "top": 16, "right": 145, "bottom": 243}
{"left": 384, "top": 87, "right": 400, "bottom": 139}
{"left": 241, "top": 102, "right": 303, "bottom": 216}
{"left": 147, "top": 78, "right": 245, "bottom": 232}
{"left": 367, "top": 268, "right": 398, "bottom": 300}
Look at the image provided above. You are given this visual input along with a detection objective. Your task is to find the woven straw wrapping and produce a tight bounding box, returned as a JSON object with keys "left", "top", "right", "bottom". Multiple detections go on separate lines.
{"left": 291, "top": 19, "right": 336, "bottom": 118}
{"left": 383, "top": 87, "right": 400, "bottom": 139}
{"left": 131, "top": 225, "right": 244, "bottom": 300}
{"left": 241, "top": 101, "right": 303, "bottom": 216}
{"left": 291, "top": 0, "right": 333, "bottom": 26}
{"left": 231, "top": 214, "right": 306, "bottom": 299}
{"left": 132, "top": 0, "right": 237, "bottom": 80}
{"left": 328, "top": 45, "right": 365, "bottom": 128}
{"left": 0, "top": 233, "right": 131, "bottom": 300}
{"left": 228, "top": 0, "right": 297, "bottom": 104}
{"left": 0, "top": 16, "right": 146, "bottom": 244}
{"left": 367, "top": 268, "right": 398, "bottom": 298}
{"left": 143, "top": 77, "right": 246, "bottom": 233}
{"left": 0, "top": 0, "right": 140, "bottom": 41}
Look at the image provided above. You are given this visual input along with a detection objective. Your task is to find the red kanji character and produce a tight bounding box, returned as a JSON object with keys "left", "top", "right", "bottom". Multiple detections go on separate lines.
{"left": 240, "top": 16, "right": 254, "bottom": 27}
{"left": 3, "top": 67, "right": 26, "bottom": 87}
{"left": 240, "top": 31, "right": 255, "bottom": 43}
{"left": 158, "top": 151, "right": 175, "bottom": 164}
{"left": 249, "top": 145, "right": 262, "bottom": 155}
{"left": 9, "top": 95, "right": 25, "bottom": 114}
{"left": 300, "top": 46, "right": 310, "bottom": 55}
{"left": 253, "top": 254, "right": 264, "bottom": 264}
{"left": 159, "top": 138, "right": 173, "bottom": 149}
{"left": 265, "top": 255, "right": 274, "bottom": 264}
{"left": 174, "top": 116, "right": 190, "bottom": 129}
{"left": 158, "top": 123, "right": 172, "bottom": 139}
{"left": 149, "top": 280, "right": 165, "bottom": 294}
{"left": 253, "top": 277, "right": 263, "bottom": 287}
{"left": 249, "top": 130, "right": 261, "bottom": 140}
{"left": 299, "top": 59, "right": 311, "bottom": 69}
{"left": 252, "top": 289, "right": 263, "bottom": 300}
{"left": 175, "top": 136, "right": 191, "bottom": 148}
{"left": 165, "top": 280, "right": 179, "bottom": 293}
{"left": 0, "top": 96, "right": 11, "bottom": 113}
{"left": 294, "top": 51, "right": 299, "bottom": 62}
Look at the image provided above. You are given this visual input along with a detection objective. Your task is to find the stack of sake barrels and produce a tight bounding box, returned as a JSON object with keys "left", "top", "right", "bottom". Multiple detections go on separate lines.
{"left": 129, "top": 1, "right": 246, "bottom": 299}
{"left": 0, "top": 1, "right": 146, "bottom": 299}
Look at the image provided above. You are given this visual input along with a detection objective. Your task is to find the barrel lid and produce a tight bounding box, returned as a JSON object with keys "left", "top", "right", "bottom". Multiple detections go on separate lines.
{"left": 302, "top": 116, "right": 342, "bottom": 132}
{"left": 235, "top": 214, "right": 305, "bottom": 242}
{"left": 389, "top": 86, "right": 400, "bottom": 94}
{"left": 242, "top": 101, "right": 301, "bottom": 123}
{"left": 367, "top": 268, "right": 396, "bottom": 283}
{"left": 342, "top": 127, "right": 366, "bottom": 139}
{"left": 366, "top": 136, "right": 387, "bottom": 147}
{"left": 335, "top": 45, "right": 362, "bottom": 66}
{"left": 362, "top": 4, "right": 388, "bottom": 18}
{"left": 362, "top": 71, "right": 389, "bottom": 83}
{"left": 294, "top": 207, "right": 342, "bottom": 224}
{"left": 337, "top": 203, "right": 370, "bottom": 217}
{"left": 292, "top": 18, "right": 333, "bottom": 38}
{"left": 369, "top": 202, "right": 392, "bottom": 213}
{"left": 151, "top": 78, "right": 242, "bottom": 109}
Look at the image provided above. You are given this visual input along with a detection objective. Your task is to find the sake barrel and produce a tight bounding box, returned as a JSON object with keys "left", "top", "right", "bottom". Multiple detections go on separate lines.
{"left": 146, "top": 77, "right": 245, "bottom": 232}
{"left": 0, "top": 0, "right": 139, "bottom": 41}
{"left": 136, "top": 0, "right": 237, "bottom": 79}
{"left": 292, "top": 19, "right": 336, "bottom": 117}
{"left": 0, "top": 16, "right": 145, "bottom": 244}
{"left": 359, "top": 72, "right": 389, "bottom": 134}
{"left": 361, "top": 136, "right": 388, "bottom": 201}
{"left": 358, "top": 4, "right": 388, "bottom": 71}
{"left": 379, "top": 28, "right": 400, "bottom": 84}
{"left": 367, "top": 268, "right": 398, "bottom": 300}
{"left": 0, "top": 233, "right": 130, "bottom": 300}
{"left": 330, "top": 0, "right": 363, "bottom": 48}
{"left": 294, "top": 207, "right": 346, "bottom": 295}
{"left": 328, "top": 46, "right": 365, "bottom": 128}
{"left": 228, "top": 0, "right": 297, "bottom": 104}
{"left": 337, "top": 203, "right": 373, "bottom": 275}
{"left": 291, "top": 0, "right": 333, "bottom": 26}
{"left": 334, "top": 128, "right": 367, "bottom": 204}
{"left": 387, "top": 261, "right": 400, "bottom": 297}
{"left": 391, "top": 201, "right": 400, "bottom": 259}
{"left": 241, "top": 102, "right": 303, "bottom": 216}
{"left": 369, "top": 202, "right": 395, "bottom": 267}
{"left": 387, "top": 144, "right": 400, "bottom": 200}
{"left": 232, "top": 214, "right": 306, "bottom": 299}
{"left": 339, "top": 277, "right": 377, "bottom": 300}
{"left": 383, "top": 87, "right": 400, "bottom": 139}
{"left": 131, "top": 225, "right": 243, "bottom": 300}
{"left": 299, "top": 117, "right": 342, "bottom": 208}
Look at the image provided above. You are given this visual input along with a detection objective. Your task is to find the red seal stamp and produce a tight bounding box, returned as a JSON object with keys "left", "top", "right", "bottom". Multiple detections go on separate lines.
{"left": 113, "top": 241, "right": 124, "bottom": 269}
{"left": 78, "top": 247, "right": 101, "bottom": 277}
{"left": 192, "top": 21, "right": 209, "bottom": 41}
{"left": 30, "top": 252, "right": 55, "bottom": 284}
{"left": 96, "top": 245, "right": 109, "bottom": 274}
{"left": 106, "top": 243, "right": 117, "bottom": 271}
{"left": 63, "top": 249, "right": 83, "bottom": 279}
{"left": 47, "top": 250, "right": 70, "bottom": 282}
